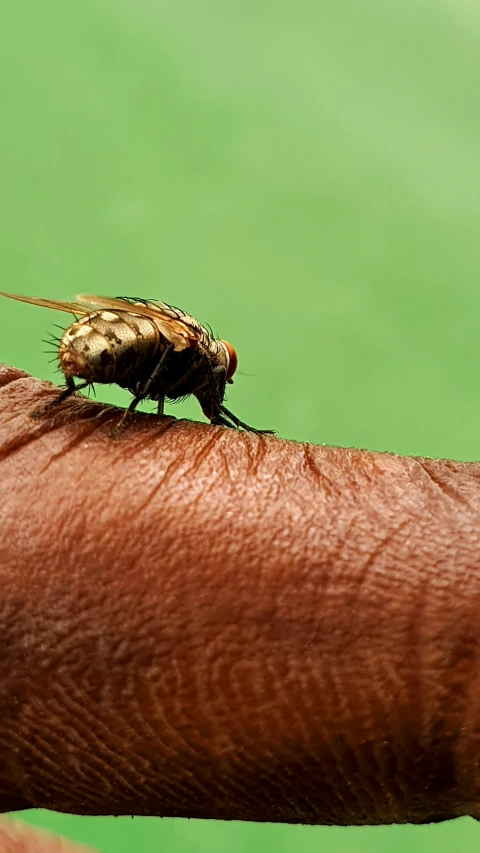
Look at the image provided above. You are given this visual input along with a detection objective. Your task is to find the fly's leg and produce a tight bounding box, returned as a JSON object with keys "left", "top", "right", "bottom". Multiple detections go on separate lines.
{"left": 214, "top": 405, "right": 275, "bottom": 435}
{"left": 31, "top": 378, "right": 91, "bottom": 419}
{"left": 110, "top": 394, "right": 143, "bottom": 438}
{"left": 202, "top": 396, "right": 274, "bottom": 435}
{"left": 111, "top": 343, "right": 173, "bottom": 437}
{"left": 138, "top": 342, "right": 173, "bottom": 399}
{"left": 198, "top": 356, "right": 274, "bottom": 434}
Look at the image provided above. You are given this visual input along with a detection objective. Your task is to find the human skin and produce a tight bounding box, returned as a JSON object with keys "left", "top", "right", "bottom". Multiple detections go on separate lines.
{"left": 0, "top": 364, "right": 479, "bottom": 828}
{"left": 0, "top": 818, "right": 95, "bottom": 853}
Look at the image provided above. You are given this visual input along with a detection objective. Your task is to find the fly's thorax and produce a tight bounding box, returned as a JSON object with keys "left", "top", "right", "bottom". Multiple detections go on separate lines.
{"left": 181, "top": 338, "right": 228, "bottom": 394}
{"left": 58, "top": 310, "right": 160, "bottom": 383}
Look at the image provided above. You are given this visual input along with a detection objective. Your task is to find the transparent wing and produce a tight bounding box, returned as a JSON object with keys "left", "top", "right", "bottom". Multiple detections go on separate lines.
{"left": 77, "top": 293, "right": 204, "bottom": 345}
{"left": 0, "top": 292, "right": 91, "bottom": 315}
{"left": 0, "top": 292, "right": 207, "bottom": 352}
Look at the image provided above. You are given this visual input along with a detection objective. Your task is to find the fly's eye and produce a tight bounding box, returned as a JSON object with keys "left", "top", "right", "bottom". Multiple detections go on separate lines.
{"left": 220, "top": 340, "right": 238, "bottom": 383}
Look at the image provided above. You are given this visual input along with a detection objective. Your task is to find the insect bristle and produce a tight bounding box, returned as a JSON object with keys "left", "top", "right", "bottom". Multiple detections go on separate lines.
{"left": 204, "top": 322, "right": 215, "bottom": 339}
{"left": 115, "top": 295, "right": 152, "bottom": 305}
{"left": 169, "top": 305, "right": 187, "bottom": 321}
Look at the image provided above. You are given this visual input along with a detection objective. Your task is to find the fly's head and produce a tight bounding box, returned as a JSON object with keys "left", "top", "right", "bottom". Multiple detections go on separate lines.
{"left": 219, "top": 340, "right": 238, "bottom": 385}
{"left": 194, "top": 338, "right": 238, "bottom": 420}
{"left": 209, "top": 338, "right": 238, "bottom": 398}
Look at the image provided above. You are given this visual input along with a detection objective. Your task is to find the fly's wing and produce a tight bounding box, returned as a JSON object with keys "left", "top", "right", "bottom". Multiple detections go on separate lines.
{"left": 0, "top": 292, "right": 207, "bottom": 353}
{"left": 0, "top": 292, "right": 91, "bottom": 315}
{"left": 77, "top": 293, "right": 205, "bottom": 352}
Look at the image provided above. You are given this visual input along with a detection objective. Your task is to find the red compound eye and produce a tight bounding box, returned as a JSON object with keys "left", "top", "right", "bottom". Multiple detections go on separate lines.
{"left": 220, "top": 340, "right": 238, "bottom": 383}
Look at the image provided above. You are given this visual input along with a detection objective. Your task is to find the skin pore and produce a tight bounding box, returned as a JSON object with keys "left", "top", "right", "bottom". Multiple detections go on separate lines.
{"left": 0, "top": 364, "right": 480, "bottom": 836}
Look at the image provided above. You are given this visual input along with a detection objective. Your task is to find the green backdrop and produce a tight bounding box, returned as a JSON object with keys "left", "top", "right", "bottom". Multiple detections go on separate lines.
{"left": 2, "top": 0, "right": 480, "bottom": 849}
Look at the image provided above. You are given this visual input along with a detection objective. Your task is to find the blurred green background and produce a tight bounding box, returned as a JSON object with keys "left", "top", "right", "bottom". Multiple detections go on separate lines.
{"left": 1, "top": 0, "right": 480, "bottom": 849}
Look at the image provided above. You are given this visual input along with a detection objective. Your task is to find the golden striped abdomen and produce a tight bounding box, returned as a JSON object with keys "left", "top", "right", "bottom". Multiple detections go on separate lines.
{"left": 58, "top": 310, "right": 161, "bottom": 384}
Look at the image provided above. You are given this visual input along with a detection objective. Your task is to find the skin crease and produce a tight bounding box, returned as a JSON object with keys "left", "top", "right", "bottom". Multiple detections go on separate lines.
{"left": 0, "top": 365, "right": 479, "bottom": 833}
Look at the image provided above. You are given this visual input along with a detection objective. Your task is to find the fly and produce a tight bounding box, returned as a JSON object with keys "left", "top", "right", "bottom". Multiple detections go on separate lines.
{"left": 0, "top": 292, "right": 273, "bottom": 435}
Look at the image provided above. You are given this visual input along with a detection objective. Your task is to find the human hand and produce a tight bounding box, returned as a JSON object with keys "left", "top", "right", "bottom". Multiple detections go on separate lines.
{"left": 0, "top": 816, "right": 95, "bottom": 851}
{"left": 0, "top": 363, "right": 479, "bottom": 832}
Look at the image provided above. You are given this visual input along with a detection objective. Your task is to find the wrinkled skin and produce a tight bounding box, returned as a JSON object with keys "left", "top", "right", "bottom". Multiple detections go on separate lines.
{"left": 0, "top": 364, "right": 480, "bottom": 828}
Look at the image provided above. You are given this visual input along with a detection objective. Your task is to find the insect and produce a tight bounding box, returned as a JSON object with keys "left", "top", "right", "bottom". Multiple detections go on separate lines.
{"left": 0, "top": 292, "right": 272, "bottom": 435}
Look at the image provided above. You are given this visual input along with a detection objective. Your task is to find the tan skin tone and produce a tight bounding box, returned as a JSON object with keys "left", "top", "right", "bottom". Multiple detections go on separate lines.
{"left": 0, "top": 363, "right": 480, "bottom": 850}
{"left": 0, "top": 818, "right": 96, "bottom": 852}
